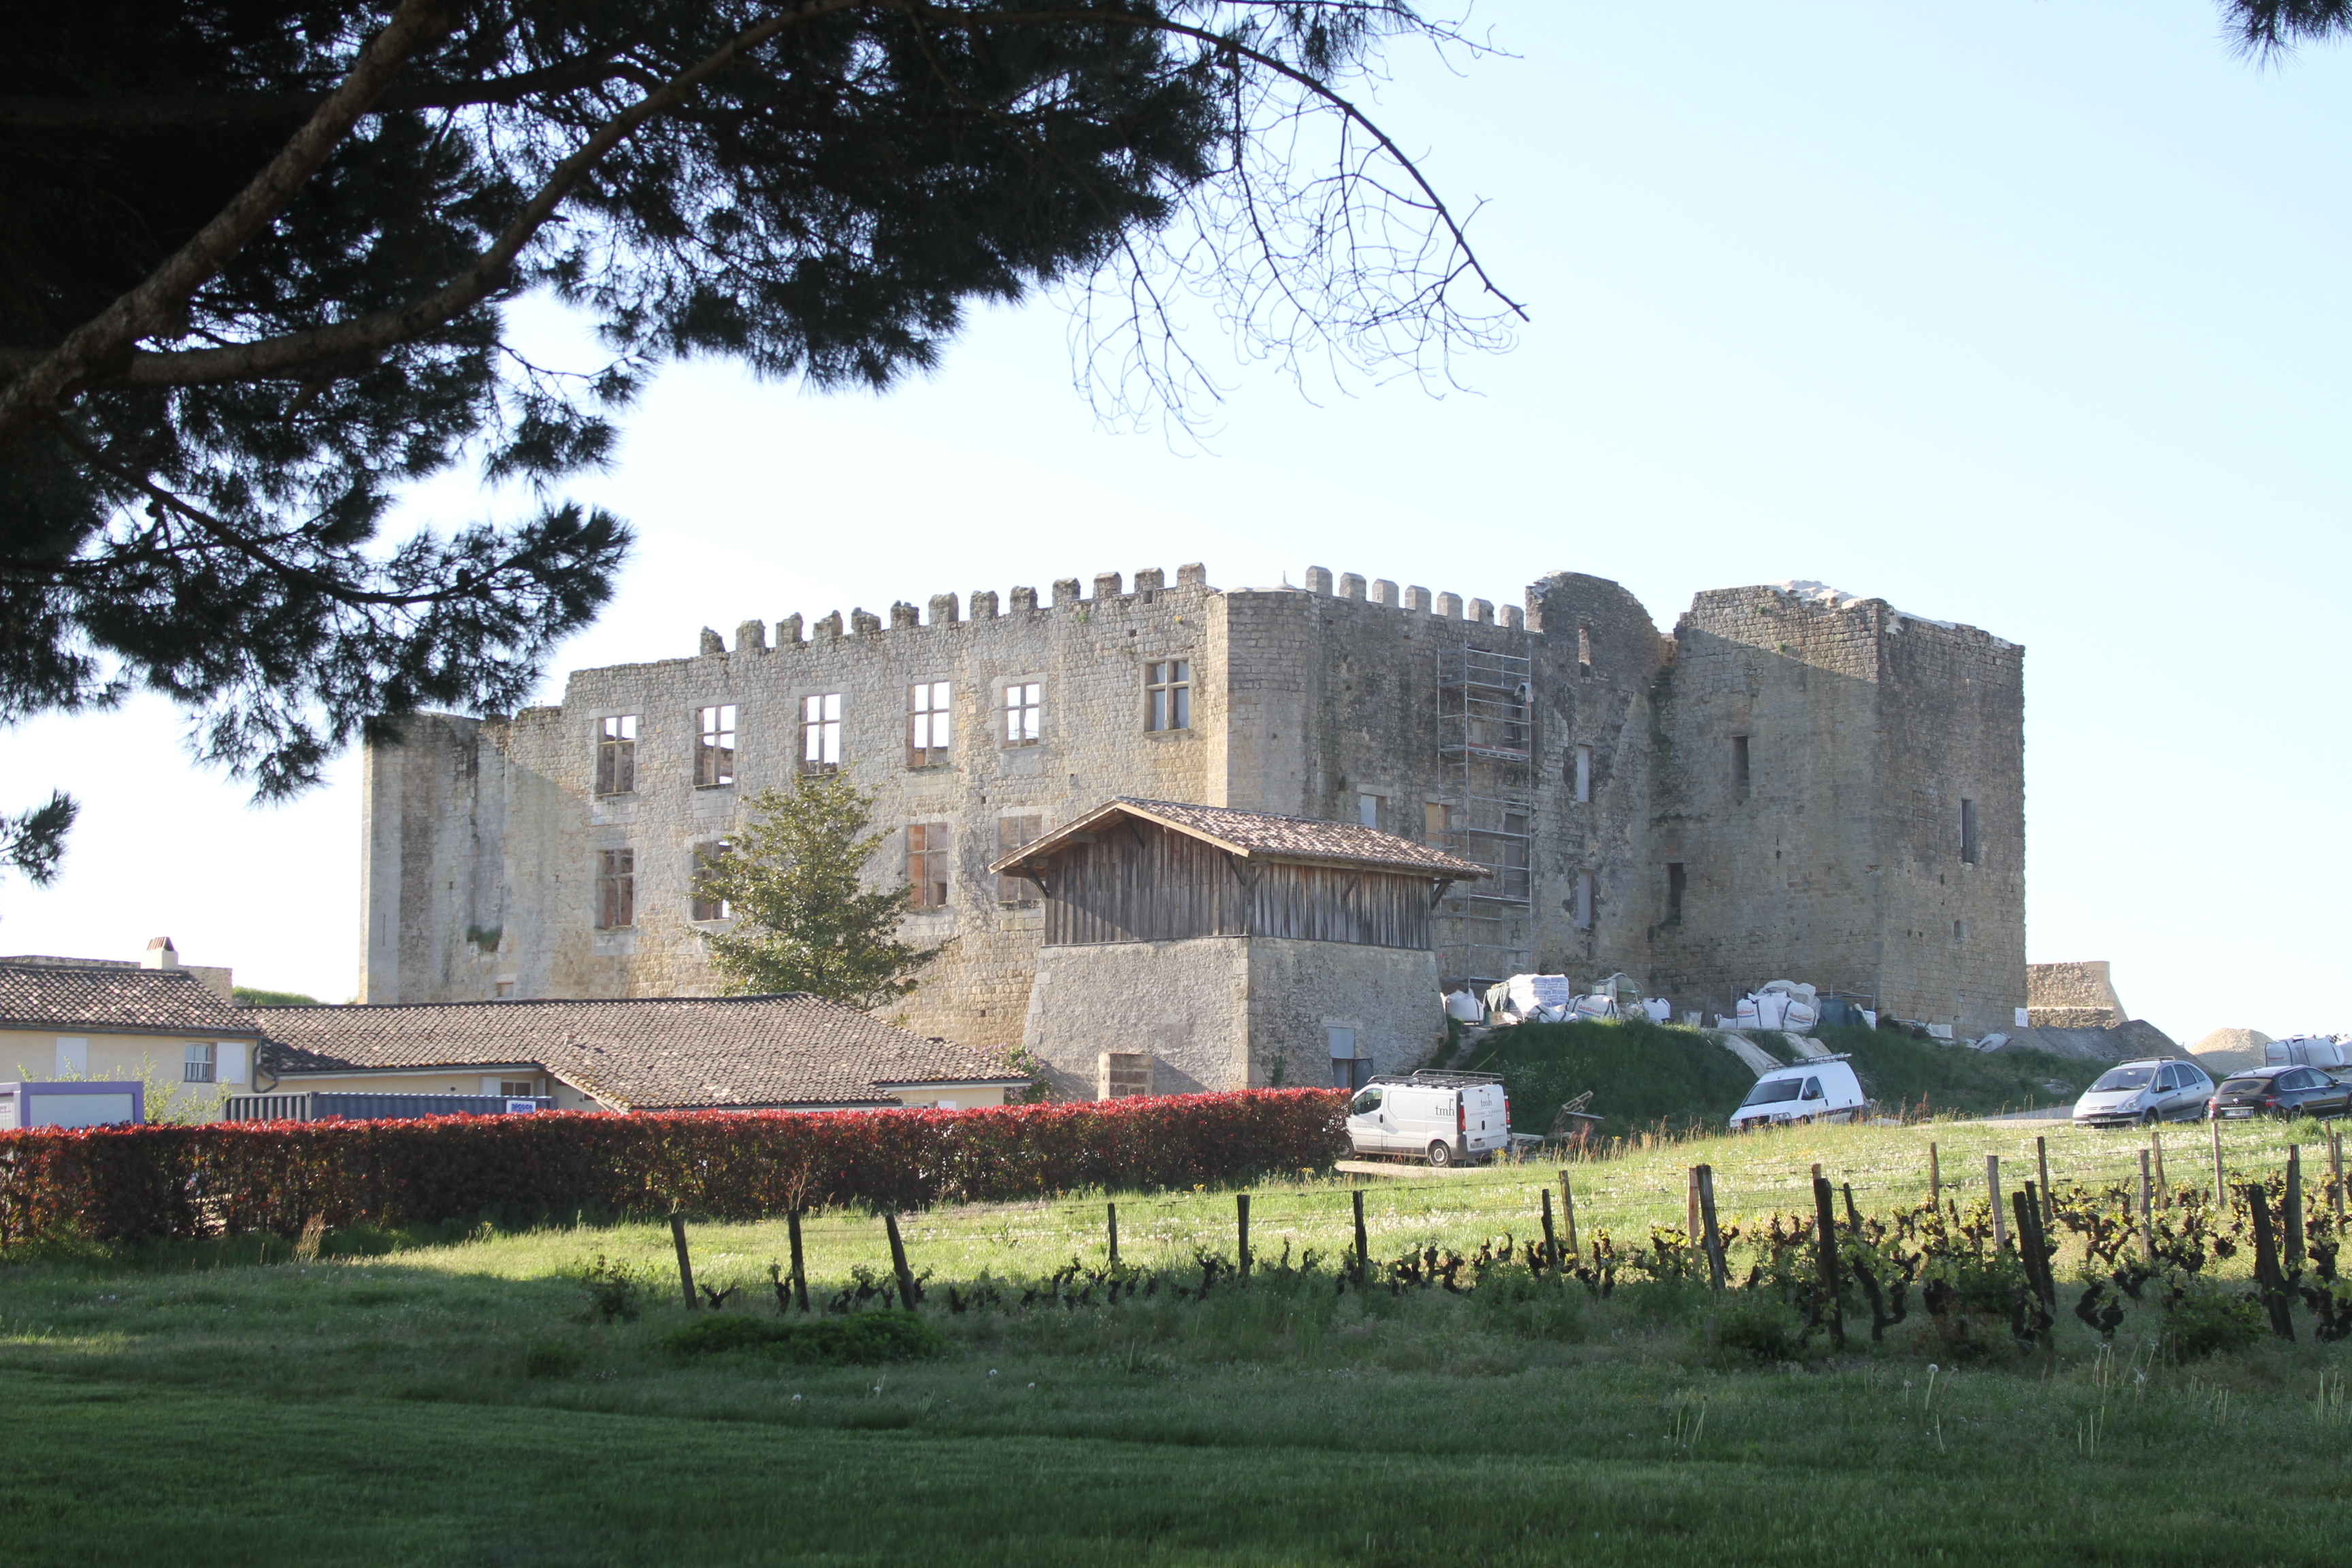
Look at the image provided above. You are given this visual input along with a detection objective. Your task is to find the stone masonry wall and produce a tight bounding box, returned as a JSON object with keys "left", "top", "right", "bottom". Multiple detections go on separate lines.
{"left": 360, "top": 564, "right": 2030, "bottom": 1071}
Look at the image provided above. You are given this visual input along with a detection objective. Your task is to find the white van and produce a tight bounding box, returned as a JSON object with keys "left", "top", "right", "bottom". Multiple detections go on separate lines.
{"left": 2266, "top": 1036, "right": 2352, "bottom": 1075}
{"left": 1346, "top": 1072, "right": 1510, "bottom": 1166}
{"left": 1727, "top": 1058, "right": 1867, "bottom": 1129}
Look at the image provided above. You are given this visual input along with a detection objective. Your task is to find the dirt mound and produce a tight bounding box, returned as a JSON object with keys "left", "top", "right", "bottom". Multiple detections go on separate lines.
{"left": 2192, "top": 1027, "right": 2271, "bottom": 1075}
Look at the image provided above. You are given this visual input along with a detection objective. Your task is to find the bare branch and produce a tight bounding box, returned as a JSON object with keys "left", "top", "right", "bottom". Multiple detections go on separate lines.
{"left": 0, "top": 56, "right": 664, "bottom": 128}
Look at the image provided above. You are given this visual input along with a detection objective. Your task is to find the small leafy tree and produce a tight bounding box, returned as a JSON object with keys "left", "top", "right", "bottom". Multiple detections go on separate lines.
{"left": 696, "top": 772, "right": 939, "bottom": 1012}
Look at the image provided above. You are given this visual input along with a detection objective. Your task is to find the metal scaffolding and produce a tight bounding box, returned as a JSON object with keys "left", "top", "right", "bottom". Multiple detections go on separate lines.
{"left": 1434, "top": 642, "right": 1533, "bottom": 990}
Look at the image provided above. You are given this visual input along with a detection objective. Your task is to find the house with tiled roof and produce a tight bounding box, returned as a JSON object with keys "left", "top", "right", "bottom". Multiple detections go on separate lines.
{"left": 987, "top": 798, "right": 1488, "bottom": 1098}
{"left": 251, "top": 992, "right": 1030, "bottom": 1112}
{"left": 1, "top": 943, "right": 262, "bottom": 1117}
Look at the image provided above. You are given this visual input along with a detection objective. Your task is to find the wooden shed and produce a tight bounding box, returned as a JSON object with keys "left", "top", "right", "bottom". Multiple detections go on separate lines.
{"left": 991, "top": 798, "right": 1487, "bottom": 949}
{"left": 989, "top": 800, "right": 1488, "bottom": 1098}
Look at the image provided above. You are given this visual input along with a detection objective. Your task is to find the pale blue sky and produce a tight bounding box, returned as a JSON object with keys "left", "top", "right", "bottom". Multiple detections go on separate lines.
{"left": 9, "top": 2, "right": 2347, "bottom": 1044}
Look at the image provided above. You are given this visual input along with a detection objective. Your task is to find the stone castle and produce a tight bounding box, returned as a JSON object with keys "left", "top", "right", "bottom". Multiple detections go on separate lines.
{"left": 362, "top": 564, "right": 2027, "bottom": 1090}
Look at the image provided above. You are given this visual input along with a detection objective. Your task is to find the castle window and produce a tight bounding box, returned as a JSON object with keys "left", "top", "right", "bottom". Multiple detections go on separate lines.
{"left": 1145, "top": 660, "right": 1191, "bottom": 732}
{"left": 1953, "top": 919, "right": 1967, "bottom": 943}
{"left": 595, "top": 849, "right": 635, "bottom": 929}
{"left": 1665, "top": 862, "right": 1686, "bottom": 922}
{"left": 908, "top": 682, "right": 952, "bottom": 766}
{"left": 1571, "top": 745, "right": 1592, "bottom": 803}
{"left": 1423, "top": 800, "right": 1453, "bottom": 840}
{"left": 595, "top": 715, "right": 637, "bottom": 795}
{"left": 996, "top": 817, "right": 1043, "bottom": 905}
{"left": 494, "top": 981, "right": 514, "bottom": 999}
{"left": 1357, "top": 794, "right": 1384, "bottom": 830}
{"left": 801, "top": 693, "right": 841, "bottom": 773}
{"left": 1573, "top": 869, "right": 1594, "bottom": 929}
{"left": 182, "top": 1042, "right": 216, "bottom": 1083}
{"left": 690, "top": 839, "right": 733, "bottom": 921}
{"left": 1577, "top": 623, "right": 1593, "bottom": 675}
{"left": 1732, "top": 735, "right": 1750, "bottom": 794}
{"left": 1502, "top": 811, "right": 1530, "bottom": 900}
{"left": 1959, "top": 799, "right": 1980, "bottom": 864}
{"left": 1004, "top": 681, "right": 1041, "bottom": 746}
{"left": 695, "top": 704, "right": 736, "bottom": 788}
{"left": 907, "top": 823, "right": 952, "bottom": 909}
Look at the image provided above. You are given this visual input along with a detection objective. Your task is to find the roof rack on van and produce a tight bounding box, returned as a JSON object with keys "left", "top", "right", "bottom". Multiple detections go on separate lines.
{"left": 1366, "top": 1070, "right": 1504, "bottom": 1088}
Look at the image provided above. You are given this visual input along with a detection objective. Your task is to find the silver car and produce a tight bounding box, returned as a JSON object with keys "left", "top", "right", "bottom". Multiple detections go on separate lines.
{"left": 2072, "top": 1058, "right": 2215, "bottom": 1129}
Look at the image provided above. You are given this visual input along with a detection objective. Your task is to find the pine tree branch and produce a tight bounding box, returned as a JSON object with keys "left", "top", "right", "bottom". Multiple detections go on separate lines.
{"left": 0, "top": 56, "right": 664, "bottom": 127}
{"left": 0, "top": 0, "right": 868, "bottom": 395}
{"left": 0, "top": 0, "right": 462, "bottom": 444}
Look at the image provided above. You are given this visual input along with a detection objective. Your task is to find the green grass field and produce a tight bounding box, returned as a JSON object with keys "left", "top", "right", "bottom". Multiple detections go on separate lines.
{"left": 4, "top": 1115, "right": 2347, "bottom": 1565}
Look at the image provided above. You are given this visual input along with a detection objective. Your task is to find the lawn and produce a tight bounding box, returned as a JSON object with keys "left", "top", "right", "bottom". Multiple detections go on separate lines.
{"left": 3, "top": 1115, "right": 2347, "bottom": 1565}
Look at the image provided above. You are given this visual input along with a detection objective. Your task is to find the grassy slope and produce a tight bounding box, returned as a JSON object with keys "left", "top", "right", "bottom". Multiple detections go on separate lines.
{"left": 3, "top": 1120, "right": 2341, "bottom": 1565}
{"left": 1447, "top": 1019, "right": 2106, "bottom": 1137}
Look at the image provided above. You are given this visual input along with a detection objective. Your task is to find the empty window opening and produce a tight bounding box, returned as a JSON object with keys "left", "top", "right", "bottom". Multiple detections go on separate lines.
{"left": 696, "top": 704, "right": 736, "bottom": 787}
{"left": 801, "top": 693, "right": 841, "bottom": 773}
{"left": 1501, "top": 811, "right": 1531, "bottom": 900}
{"left": 493, "top": 981, "right": 515, "bottom": 999}
{"left": 1959, "top": 798, "right": 1980, "bottom": 864}
{"left": 1145, "top": 659, "right": 1192, "bottom": 731}
{"left": 1577, "top": 623, "right": 1593, "bottom": 674}
{"left": 183, "top": 1042, "right": 216, "bottom": 1084}
{"left": 1952, "top": 919, "right": 1966, "bottom": 943}
{"left": 1571, "top": 745, "right": 1592, "bottom": 803}
{"left": 1731, "top": 735, "right": 1750, "bottom": 791}
{"left": 1358, "top": 794, "right": 1384, "bottom": 830}
{"left": 1329, "top": 1027, "right": 1370, "bottom": 1090}
{"left": 908, "top": 681, "right": 952, "bottom": 766}
{"left": 595, "top": 715, "right": 638, "bottom": 795}
{"left": 907, "top": 823, "right": 952, "bottom": 909}
{"left": 1573, "top": 870, "right": 1595, "bottom": 929}
{"left": 595, "top": 848, "right": 635, "bottom": 929}
{"left": 1004, "top": 681, "right": 1041, "bottom": 746}
{"left": 996, "top": 816, "right": 1043, "bottom": 906}
{"left": 690, "top": 840, "right": 733, "bottom": 921}
{"left": 1665, "top": 862, "right": 1686, "bottom": 922}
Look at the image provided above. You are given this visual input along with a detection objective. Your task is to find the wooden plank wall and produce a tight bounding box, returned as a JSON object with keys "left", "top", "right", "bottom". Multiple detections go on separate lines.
{"left": 1041, "top": 820, "right": 1434, "bottom": 949}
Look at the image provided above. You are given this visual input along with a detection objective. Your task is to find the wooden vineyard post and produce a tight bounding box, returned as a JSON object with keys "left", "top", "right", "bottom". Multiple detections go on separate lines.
{"left": 1237, "top": 1192, "right": 1252, "bottom": 1280}
{"left": 786, "top": 1209, "right": 810, "bottom": 1312}
{"left": 669, "top": 1210, "right": 698, "bottom": 1311}
{"left": 2136, "top": 1151, "right": 2155, "bottom": 1264}
{"left": 1695, "top": 1164, "right": 1727, "bottom": 1291}
{"left": 2285, "top": 1145, "right": 2305, "bottom": 1277}
{"left": 1686, "top": 1166, "right": 1701, "bottom": 1243}
{"left": 2151, "top": 1128, "right": 2168, "bottom": 1207}
{"left": 1559, "top": 1171, "right": 1580, "bottom": 1262}
{"left": 2036, "top": 1136, "right": 2054, "bottom": 1222}
{"left": 1929, "top": 1141, "right": 1941, "bottom": 1207}
{"left": 2243, "top": 1187, "right": 2296, "bottom": 1341}
{"left": 1540, "top": 1186, "right": 1559, "bottom": 1273}
{"left": 1811, "top": 1174, "right": 1846, "bottom": 1350}
{"left": 883, "top": 1212, "right": 919, "bottom": 1311}
{"left": 2016, "top": 1185, "right": 2055, "bottom": 1309}
{"left": 1988, "top": 1156, "right": 2007, "bottom": 1252}
{"left": 1353, "top": 1189, "right": 1370, "bottom": 1280}
{"left": 2212, "top": 1117, "right": 2227, "bottom": 1209}
{"left": 1107, "top": 1201, "right": 1120, "bottom": 1268}
{"left": 2332, "top": 1132, "right": 2346, "bottom": 1218}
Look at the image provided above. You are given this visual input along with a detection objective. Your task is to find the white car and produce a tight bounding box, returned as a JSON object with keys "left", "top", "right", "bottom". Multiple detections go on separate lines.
{"left": 2072, "top": 1058, "right": 2215, "bottom": 1128}
{"left": 1728, "top": 1058, "right": 1867, "bottom": 1129}
{"left": 1346, "top": 1072, "right": 1509, "bottom": 1166}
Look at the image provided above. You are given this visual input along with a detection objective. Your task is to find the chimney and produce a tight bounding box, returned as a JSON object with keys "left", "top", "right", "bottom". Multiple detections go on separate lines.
{"left": 142, "top": 937, "right": 180, "bottom": 970}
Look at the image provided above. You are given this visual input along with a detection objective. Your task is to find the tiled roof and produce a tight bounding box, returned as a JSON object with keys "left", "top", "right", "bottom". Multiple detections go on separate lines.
{"left": 987, "top": 797, "right": 1490, "bottom": 878}
{"left": 0, "top": 962, "right": 260, "bottom": 1036}
{"left": 253, "top": 994, "right": 1028, "bottom": 1111}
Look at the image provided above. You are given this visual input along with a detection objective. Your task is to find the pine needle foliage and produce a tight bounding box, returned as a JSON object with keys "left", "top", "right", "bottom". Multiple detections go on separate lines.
{"left": 695, "top": 773, "right": 940, "bottom": 1013}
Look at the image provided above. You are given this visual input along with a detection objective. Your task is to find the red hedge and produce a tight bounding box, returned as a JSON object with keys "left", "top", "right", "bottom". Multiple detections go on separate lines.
{"left": 0, "top": 1089, "right": 1350, "bottom": 1243}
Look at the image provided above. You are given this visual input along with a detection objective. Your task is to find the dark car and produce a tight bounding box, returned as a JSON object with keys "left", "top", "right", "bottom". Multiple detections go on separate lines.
{"left": 2208, "top": 1065, "right": 2352, "bottom": 1122}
